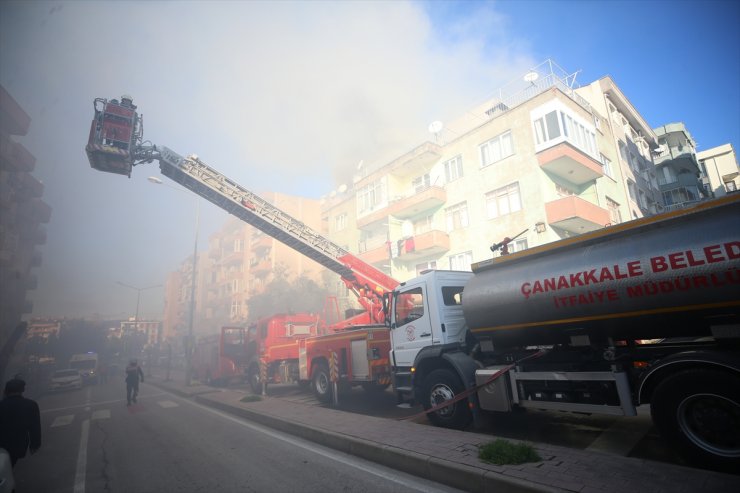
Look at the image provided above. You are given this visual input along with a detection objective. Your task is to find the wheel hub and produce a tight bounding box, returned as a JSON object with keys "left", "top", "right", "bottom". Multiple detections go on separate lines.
{"left": 677, "top": 393, "right": 740, "bottom": 458}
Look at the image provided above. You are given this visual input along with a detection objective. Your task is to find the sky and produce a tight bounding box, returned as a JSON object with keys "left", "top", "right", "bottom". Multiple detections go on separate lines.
{"left": 1, "top": 0, "right": 738, "bottom": 320}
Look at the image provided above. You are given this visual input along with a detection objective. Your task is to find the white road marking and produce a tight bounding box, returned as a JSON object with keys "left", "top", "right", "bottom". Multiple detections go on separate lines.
{"left": 41, "top": 393, "right": 167, "bottom": 414}
{"left": 157, "top": 400, "right": 179, "bottom": 408}
{"left": 91, "top": 409, "right": 110, "bottom": 420}
{"left": 73, "top": 419, "right": 89, "bottom": 493}
{"left": 51, "top": 415, "right": 75, "bottom": 427}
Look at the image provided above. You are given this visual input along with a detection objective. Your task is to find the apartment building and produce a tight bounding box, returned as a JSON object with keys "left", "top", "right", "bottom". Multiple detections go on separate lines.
{"left": 697, "top": 143, "right": 739, "bottom": 197}
{"left": 323, "top": 61, "right": 660, "bottom": 293}
{"left": 163, "top": 191, "right": 323, "bottom": 338}
{"left": 0, "top": 85, "right": 51, "bottom": 358}
{"left": 653, "top": 122, "right": 707, "bottom": 211}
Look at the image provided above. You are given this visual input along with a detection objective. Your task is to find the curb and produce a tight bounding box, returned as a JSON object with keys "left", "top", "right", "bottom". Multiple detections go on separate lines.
{"left": 195, "top": 393, "right": 558, "bottom": 493}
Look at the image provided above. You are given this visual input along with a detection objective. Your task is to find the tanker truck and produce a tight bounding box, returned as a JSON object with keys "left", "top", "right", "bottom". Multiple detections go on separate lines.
{"left": 388, "top": 194, "right": 739, "bottom": 467}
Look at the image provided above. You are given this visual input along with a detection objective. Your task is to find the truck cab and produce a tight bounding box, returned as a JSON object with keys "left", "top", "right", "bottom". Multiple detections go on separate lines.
{"left": 389, "top": 270, "right": 472, "bottom": 396}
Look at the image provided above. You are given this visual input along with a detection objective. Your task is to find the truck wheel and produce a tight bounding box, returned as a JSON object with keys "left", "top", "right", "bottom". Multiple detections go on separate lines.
{"left": 248, "top": 364, "right": 261, "bottom": 394}
{"left": 650, "top": 368, "right": 740, "bottom": 469}
{"left": 421, "top": 369, "right": 472, "bottom": 430}
{"left": 312, "top": 362, "right": 333, "bottom": 404}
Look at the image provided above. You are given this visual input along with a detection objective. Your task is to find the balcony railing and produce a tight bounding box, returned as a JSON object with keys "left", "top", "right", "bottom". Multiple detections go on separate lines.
{"left": 357, "top": 185, "right": 446, "bottom": 227}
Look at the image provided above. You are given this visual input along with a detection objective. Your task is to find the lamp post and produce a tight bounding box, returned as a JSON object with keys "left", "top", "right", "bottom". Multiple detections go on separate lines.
{"left": 116, "top": 281, "right": 162, "bottom": 358}
{"left": 148, "top": 176, "right": 200, "bottom": 386}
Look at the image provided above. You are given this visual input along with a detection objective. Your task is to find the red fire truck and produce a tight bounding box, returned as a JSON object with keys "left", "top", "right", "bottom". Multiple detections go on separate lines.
{"left": 87, "top": 96, "right": 396, "bottom": 402}
{"left": 191, "top": 326, "right": 248, "bottom": 386}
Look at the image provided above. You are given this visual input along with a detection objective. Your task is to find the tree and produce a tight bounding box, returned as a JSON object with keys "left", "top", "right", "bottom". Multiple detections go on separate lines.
{"left": 246, "top": 265, "right": 329, "bottom": 322}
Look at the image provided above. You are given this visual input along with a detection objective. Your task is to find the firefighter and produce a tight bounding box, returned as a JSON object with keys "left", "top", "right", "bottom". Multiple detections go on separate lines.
{"left": 125, "top": 359, "right": 144, "bottom": 405}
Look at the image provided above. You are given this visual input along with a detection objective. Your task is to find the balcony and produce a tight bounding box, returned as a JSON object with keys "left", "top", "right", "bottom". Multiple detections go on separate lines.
{"left": 397, "top": 230, "right": 450, "bottom": 261}
{"left": 545, "top": 196, "right": 610, "bottom": 234}
{"left": 251, "top": 234, "right": 272, "bottom": 255}
{"left": 0, "top": 135, "right": 36, "bottom": 172}
{"left": 357, "top": 242, "right": 389, "bottom": 266}
{"left": 357, "top": 186, "right": 446, "bottom": 228}
{"left": 385, "top": 142, "right": 442, "bottom": 178}
{"left": 250, "top": 257, "right": 272, "bottom": 276}
{"left": 537, "top": 142, "right": 603, "bottom": 185}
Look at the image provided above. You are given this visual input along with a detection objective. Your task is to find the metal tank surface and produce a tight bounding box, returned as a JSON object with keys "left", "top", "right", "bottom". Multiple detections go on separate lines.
{"left": 464, "top": 195, "right": 740, "bottom": 346}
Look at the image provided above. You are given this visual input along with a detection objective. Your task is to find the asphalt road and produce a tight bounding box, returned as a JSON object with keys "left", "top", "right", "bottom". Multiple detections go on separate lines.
{"left": 12, "top": 378, "right": 466, "bottom": 493}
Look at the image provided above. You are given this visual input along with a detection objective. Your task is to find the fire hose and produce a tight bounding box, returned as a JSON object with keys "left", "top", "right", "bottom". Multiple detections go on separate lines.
{"left": 398, "top": 348, "right": 547, "bottom": 421}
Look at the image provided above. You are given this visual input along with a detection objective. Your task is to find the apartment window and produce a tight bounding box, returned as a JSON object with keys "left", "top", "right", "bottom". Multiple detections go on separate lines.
{"left": 230, "top": 301, "right": 240, "bottom": 318}
{"left": 658, "top": 167, "right": 678, "bottom": 185}
{"left": 663, "top": 186, "right": 700, "bottom": 206}
{"left": 508, "top": 239, "right": 528, "bottom": 254}
{"left": 357, "top": 179, "right": 385, "bottom": 214}
{"left": 334, "top": 213, "right": 347, "bottom": 231}
{"left": 485, "top": 182, "right": 521, "bottom": 219}
{"left": 727, "top": 181, "right": 738, "bottom": 192}
{"left": 627, "top": 180, "right": 637, "bottom": 201}
{"left": 444, "top": 155, "right": 464, "bottom": 182}
{"left": 445, "top": 202, "right": 469, "bottom": 231}
{"left": 618, "top": 140, "right": 628, "bottom": 162}
{"left": 412, "top": 173, "right": 431, "bottom": 192}
{"left": 234, "top": 239, "right": 242, "bottom": 252}
{"left": 606, "top": 197, "right": 622, "bottom": 225}
{"left": 479, "top": 131, "right": 513, "bottom": 167}
{"left": 413, "top": 215, "right": 434, "bottom": 234}
{"left": 638, "top": 190, "right": 648, "bottom": 210}
{"left": 449, "top": 251, "right": 473, "bottom": 271}
{"left": 232, "top": 279, "right": 240, "bottom": 293}
{"left": 415, "top": 261, "right": 437, "bottom": 276}
{"left": 600, "top": 153, "right": 614, "bottom": 179}
{"left": 534, "top": 107, "right": 597, "bottom": 158}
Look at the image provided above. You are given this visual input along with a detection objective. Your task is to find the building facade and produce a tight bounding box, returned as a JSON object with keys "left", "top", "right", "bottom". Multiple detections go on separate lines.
{"left": 697, "top": 143, "right": 739, "bottom": 197}
{"left": 0, "top": 85, "right": 51, "bottom": 366}
{"left": 652, "top": 122, "right": 707, "bottom": 211}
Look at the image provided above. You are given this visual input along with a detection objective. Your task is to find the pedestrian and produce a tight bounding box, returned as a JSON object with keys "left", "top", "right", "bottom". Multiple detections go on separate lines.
{"left": 125, "top": 359, "right": 144, "bottom": 405}
{"left": 0, "top": 378, "right": 41, "bottom": 468}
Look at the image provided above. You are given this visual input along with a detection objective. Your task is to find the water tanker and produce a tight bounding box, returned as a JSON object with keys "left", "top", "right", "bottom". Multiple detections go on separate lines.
{"left": 388, "top": 195, "right": 739, "bottom": 469}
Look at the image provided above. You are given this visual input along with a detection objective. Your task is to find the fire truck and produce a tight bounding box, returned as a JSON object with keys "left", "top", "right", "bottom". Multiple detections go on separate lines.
{"left": 86, "top": 96, "right": 396, "bottom": 402}
{"left": 191, "top": 326, "right": 248, "bottom": 386}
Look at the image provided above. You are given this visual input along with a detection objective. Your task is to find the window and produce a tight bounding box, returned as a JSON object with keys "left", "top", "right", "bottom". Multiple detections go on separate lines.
{"left": 230, "top": 300, "right": 240, "bottom": 318}
{"left": 663, "top": 186, "right": 700, "bottom": 206}
{"left": 479, "top": 131, "right": 513, "bottom": 167}
{"left": 444, "top": 155, "right": 463, "bottom": 182}
{"left": 357, "top": 179, "right": 385, "bottom": 215}
{"left": 658, "top": 167, "right": 678, "bottom": 185}
{"left": 508, "top": 239, "right": 528, "bottom": 253}
{"left": 606, "top": 197, "right": 622, "bottom": 225}
{"left": 727, "top": 181, "right": 738, "bottom": 192}
{"left": 413, "top": 215, "right": 433, "bottom": 235}
{"left": 395, "top": 287, "right": 424, "bottom": 326}
{"left": 485, "top": 182, "right": 521, "bottom": 218}
{"left": 412, "top": 173, "right": 431, "bottom": 192}
{"left": 618, "top": 140, "right": 628, "bottom": 162}
{"left": 600, "top": 153, "right": 614, "bottom": 179}
{"left": 334, "top": 213, "right": 347, "bottom": 231}
{"left": 627, "top": 180, "right": 637, "bottom": 201}
{"left": 441, "top": 286, "right": 464, "bottom": 306}
{"left": 232, "top": 279, "right": 240, "bottom": 293}
{"left": 555, "top": 183, "right": 575, "bottom": 197}
{"left": 415, "top": 261, "right": 437, "bottom": 276}
{"left": 234, "top": 239, "right": 242, "bottom": 252}
{"left": 445, "top": 202, "right": 469, "bottom": 231}
{"left": 534, "top": 107, "right": 597, "bottom": 158}
{"left": 449, "top": 251, "right": 473, "bottom": 271}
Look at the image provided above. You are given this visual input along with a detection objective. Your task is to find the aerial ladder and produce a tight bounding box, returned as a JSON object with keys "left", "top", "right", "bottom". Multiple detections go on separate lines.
{"left": 86, "top": 96, "right": 398, "bottom": 328}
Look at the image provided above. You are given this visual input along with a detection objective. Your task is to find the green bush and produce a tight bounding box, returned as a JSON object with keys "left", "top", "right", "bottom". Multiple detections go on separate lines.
{"left": 479, "top": 439, "right": 541, "bottom": 465}
{"left": 240, "top": 394, "right": 262, "bottom": 403}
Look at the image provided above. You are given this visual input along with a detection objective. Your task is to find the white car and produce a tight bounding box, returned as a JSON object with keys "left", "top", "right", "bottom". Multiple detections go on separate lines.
{"left": 49, "top": 369, "right": 83, "bottom": 391}
{"left": 0, "top": 448, "right": 14, "bottom": 493}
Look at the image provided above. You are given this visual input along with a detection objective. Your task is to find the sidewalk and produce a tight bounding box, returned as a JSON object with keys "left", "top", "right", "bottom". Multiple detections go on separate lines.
{"left": 148, "top": 372, "right": 740, "bottom": 493}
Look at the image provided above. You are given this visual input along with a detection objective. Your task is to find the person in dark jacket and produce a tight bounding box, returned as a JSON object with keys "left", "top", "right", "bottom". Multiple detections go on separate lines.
{"left": 125, "top": 359, "right": 144, "bottom": 405}
{"left": 0, "top": 378, "right": 41, "bottom": 468}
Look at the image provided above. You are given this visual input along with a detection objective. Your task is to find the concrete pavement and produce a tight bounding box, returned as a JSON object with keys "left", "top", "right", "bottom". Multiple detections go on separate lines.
{"left": 148, "top": 372, "right": 740, "bottom": 493}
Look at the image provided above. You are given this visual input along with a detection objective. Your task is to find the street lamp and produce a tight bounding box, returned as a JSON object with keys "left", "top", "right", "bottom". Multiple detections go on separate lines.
{"left": 149, "top": 175, "right": 200, "bottom": 386}
{"left": 116, "top": 281, "right": 162, "bottom": 359}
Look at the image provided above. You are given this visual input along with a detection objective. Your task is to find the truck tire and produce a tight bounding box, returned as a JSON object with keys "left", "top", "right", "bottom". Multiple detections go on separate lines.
{"left": 312, "top": 362, "right": 333, "bottom": 404}
{"left": 650, "top": 368, "right": 740, "bottom": 469}
{"left": 421, "top": 369, "right": 472, "bottom": 430}
{"left": 248, "top": 363, "right": 262, "bottom": 394}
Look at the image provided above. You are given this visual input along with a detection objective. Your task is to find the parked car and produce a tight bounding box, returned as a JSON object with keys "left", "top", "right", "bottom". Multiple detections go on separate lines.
{"left": 49, "top": 369, "right": 83, "bottom": 392}
{"left": 0, "top": 448, "right": 15, "bottom": 493}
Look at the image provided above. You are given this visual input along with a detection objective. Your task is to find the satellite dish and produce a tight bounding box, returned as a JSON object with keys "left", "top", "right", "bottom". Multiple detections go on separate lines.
{"left": 428, "top": 121, "right": 443, "bottom": 134}
{"left": 524, "top": 71, "right": 539, "bottom": 82}
{"left": 338, "top": 184, "right": 348, "bottom": 194}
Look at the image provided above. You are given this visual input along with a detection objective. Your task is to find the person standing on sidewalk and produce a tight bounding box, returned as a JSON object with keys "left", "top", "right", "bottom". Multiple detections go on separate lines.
{"left": 125, "top": 359, "right": 144, "bottom": 405}
{"left": 0, "top": 378, "right": 41, "bottom": 468}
